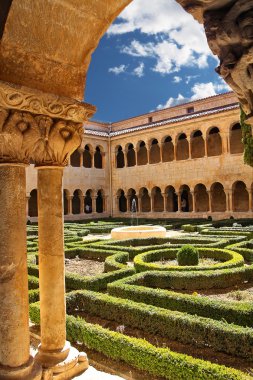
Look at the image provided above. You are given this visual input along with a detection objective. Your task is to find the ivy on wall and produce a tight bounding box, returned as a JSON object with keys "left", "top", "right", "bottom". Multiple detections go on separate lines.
{"left": 240, "top": 106, "right": 253, "bottom": 167}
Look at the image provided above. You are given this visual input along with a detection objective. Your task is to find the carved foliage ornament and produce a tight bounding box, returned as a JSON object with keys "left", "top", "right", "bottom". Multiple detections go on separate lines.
{"left": 176, "top": 0, "right": 253, "bottom": 124}
{"left": 0, "top": 107, "right": 83, "bottom": 166}
{"left": 0, "top": 80, "right": 96, "bottom": 123}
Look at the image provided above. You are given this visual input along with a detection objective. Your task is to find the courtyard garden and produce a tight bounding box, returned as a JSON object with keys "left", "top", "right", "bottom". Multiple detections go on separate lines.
{"left": 28, "top": 218, "right": 253, "bottom": 379}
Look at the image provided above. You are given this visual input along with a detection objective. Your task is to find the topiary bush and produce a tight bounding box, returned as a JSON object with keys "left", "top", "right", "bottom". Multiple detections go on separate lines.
{"left": 177, "top": 245, "right": 199, "bottom": 266}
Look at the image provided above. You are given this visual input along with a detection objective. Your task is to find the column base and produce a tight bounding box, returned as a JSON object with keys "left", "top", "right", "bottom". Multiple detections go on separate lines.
{"left": 0, "top": 356, "right": 42, "bottom": 380}
{"left": 36, "top": 345, "right": 88, "bottom": 380}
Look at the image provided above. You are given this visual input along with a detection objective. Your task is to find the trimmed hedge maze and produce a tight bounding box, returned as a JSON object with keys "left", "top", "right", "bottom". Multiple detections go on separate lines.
{"left": 27, "top": 221, "right": 253, "bottom": 380}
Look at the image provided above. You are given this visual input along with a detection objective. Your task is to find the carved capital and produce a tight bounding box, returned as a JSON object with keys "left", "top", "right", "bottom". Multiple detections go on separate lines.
{"left": 32, "top": 118, "right": 84, "bottom": 167}
{"left": 176, "top": 0, "right": 253, "bottom": 125}
{"left": 0, "top": 80, "right": 96, "bottom": 123}
{"left": 0, "top": 80, "right": 94, "bottom": 166}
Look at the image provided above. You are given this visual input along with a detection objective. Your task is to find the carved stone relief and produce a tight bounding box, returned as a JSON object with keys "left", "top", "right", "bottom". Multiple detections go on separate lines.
{"left": 0, "top": 81, "right": 94, "bottom": 166}
{"left": 176, "top": 0, "right": 253, "bottom": 125}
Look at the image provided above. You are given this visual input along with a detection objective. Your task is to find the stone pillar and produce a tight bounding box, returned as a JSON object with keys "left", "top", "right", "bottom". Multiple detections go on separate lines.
{"left": 163, "top": 193, "right": 168, "bottom": 212}
{"left": 177, "top": 192, "right": 182, "bottom": 212}
{"left": 92, "top": 196, "right": 97, "bottom": 214}
{"left": 79, "top": 195, "right": 85, "bottom": 214}
{"left": 0, "top": 165, "right": 37, "bottom": 379}
{"left": 19, "top": 84, "right": 95, "bottom": 378}
{"left": 124, "top": 151, "right": 128, "bottom": 167}
{"left": 138, "top": 196, "right": 142, "bottom": 213}
{"left": 225, "top": 190, "right": 232, "bottom": 212}
{"left": 207, "top": 190, "right": 212, "bottom": 212}
{"left": 204, "top": 138, "right": 208, "bottom": 157}
{"left": 67, "top": 195, "right": 73, "bottom": 215}
{"left": 0, "top": 98, "right": 42, "bottom": 379}
{"left": 191, "top": 191, "right": 196, "bottom": 212}
{"left": 37, "top": 168, "right": 68, "bottom": 361}
{"left": 247, "top": 189, "right": 252, "bottom": 212}
{"left": 91, "top": 151, "right": 94, "bottom": 168}
{"left": 151, "top": 194, "right": 155, "bottom": 213}
{"left": 26, "top": 194, "right": 31, "bottom": 218}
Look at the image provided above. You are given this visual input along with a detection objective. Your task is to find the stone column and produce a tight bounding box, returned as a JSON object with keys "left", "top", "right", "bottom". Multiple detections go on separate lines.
{"left": 191, "top": 191, "right": 196, "bottom": 212}
{"left": 151, "top": 193, "right": 155, "bottom": 213}
{"left": 0, "top": 98, "right": 42, "bottom": 379}
{"left": 225, "top": 189, "right": 232, "bottom": 212}
{"left": 162, "top": 193, "right": 168, "bottom": 212}
{"left": 79, "top": 195, "right": 85, "bottom": 214}
{"left": 92, "top": 196, "right": 97, "bottom": 214}
{"left": 67, "top": 195, "right": 73, "bottom": 215}
{"left": 138, "top": 195, "right": 142, "bottom": 213}
{"left": 177, "top": 192, "right": 182, "bottom": 212}
{"left": 207, "top": 190, "right": 212, "bottom": 213}
{"left": 247, "top": 188, "right": 253, "bottom": 212}
{"left": 21, "top": 85, "right": 96, "bottom": 378}
{"left": 26, "top": 194, "right": 31, "bottom": 218}
{"left": 37, "top": 167, "right": 68, "bottom": 363}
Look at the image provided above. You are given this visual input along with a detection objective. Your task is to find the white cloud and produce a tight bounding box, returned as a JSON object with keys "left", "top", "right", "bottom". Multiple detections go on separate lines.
{"left": 156, "top": 81, "right": 232, "bottom": 110}
{"left": 133, "top": 62, "right": 145, "bottom": 77}
{"left": 121, "top": 39, "right": 206, "bottom": 75}
{"left": 173, "top": 76, "right": 182, "bottom": 83}
{"left": 156, "top": 94, "right": 186, "bottom": 109}
{"left": 108, "top": 64, "right": 127, "bottom": 75}
{"left": 108, "top": 0, "right": 214, "bottom": 74}
{"left": 190, "top": 82, "right": 217, "bottom": 101}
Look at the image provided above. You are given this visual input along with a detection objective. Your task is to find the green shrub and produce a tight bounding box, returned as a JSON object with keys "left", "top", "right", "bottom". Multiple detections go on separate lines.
{"left": 108, "top": 278, "right": 253, "bottom": 327}
{"left": 177, "top": 245, "right": 199, "bottom": 266}
{"left": 29, "top": 302, "right": 251, "bottom": 380}
{"left": 65, "top": 290, "right": 253, "bottom": 360}
{"left": 134, "top": 248, "right": 244, "bottom": 273}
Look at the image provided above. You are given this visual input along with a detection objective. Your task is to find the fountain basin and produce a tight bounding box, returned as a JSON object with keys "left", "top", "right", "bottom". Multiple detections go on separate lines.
{"left": 111, "top": 225, "right": 166, "bottom": 240}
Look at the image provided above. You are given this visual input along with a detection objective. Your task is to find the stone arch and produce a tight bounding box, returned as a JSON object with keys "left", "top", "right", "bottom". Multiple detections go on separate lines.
{"left": 127, "top": 188, "right": 138, "bottom": 212}
{"left": 83, "top": 144, "right": 92, "bottom": 168}
{"left": 232, "top": 181, "right": 249, "bottom": 211}
{"left": 116, "top": 145, "right": 125, "bottom": 168}
{"left": 162, "top": 136, "right": 174, "bottom": 162}
{"left": 29, "top": 189, "right": 38, "bottom": 217}
{"left": 84, "top": 189, "right": 92, "bottom": 213}
{"left": 210, "top": 182, "right": 226, "bottom": 212}
{"left": 165, "top": 185, "right": 178, "bottom": 212}
{"left": 176, "top": 133, "right": 189, "bottom": 161}
{"left": 149, "top": 138, "right": 161, "bottom": 164}
{"left": 139, "top": 187, "right": 151, "bottom": 212}
{"left": 96, "top": 189, "right": 104, "bottom": 213}
{"left": 137, "top": 140, "right": 148, "bottom": 165}
{"left": 94, "top": 146, "right": 103, "bottom": 169}
{"left": 179, "top": 185, "right": 192, "bottom": 212}
{"left": 152, "top": 186, "right": 164, "bottom": 212}
{"left": 118, "top": 189, "right": 127, "bottom": 212}
{"left": 230, "top": 123, "right": 243, "bottom": 154}
{"left": 190, "top": 130, "right": 205, "bottom": 159}
{"left": 63, "top": 189, "right": 70, "bottom": 215}
{"left": 72, "top": 189, "right": 83, "bottom": 214}
{"left": 194, "top": 183, "right": 209, "bottom": 212}
{"left": 207, "top": 127, "right": 222, "bottom": 156}
{"left": 70, "top": 149, "right": 81, "bottom": 167}
{"left": 126, "top": 143, "right": 136, "bottom": 167}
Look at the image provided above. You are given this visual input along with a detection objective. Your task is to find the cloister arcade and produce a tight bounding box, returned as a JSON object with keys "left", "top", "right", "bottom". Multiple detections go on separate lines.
{"left": 28, "top": 188, "right": 107, "bottom": 218}
{"left": 115, "top": 123, "right": 244, "bottom": 168}
{"left": 70, "top": 145, "right": 104, "bottom": 168}
{"left": 116, "top": 181, "right": 253, "bottom": 215}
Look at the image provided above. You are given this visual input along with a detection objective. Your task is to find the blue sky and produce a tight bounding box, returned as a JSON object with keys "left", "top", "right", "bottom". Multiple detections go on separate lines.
{"left": 85, "top": 0, "right": 230, "bottom": 123}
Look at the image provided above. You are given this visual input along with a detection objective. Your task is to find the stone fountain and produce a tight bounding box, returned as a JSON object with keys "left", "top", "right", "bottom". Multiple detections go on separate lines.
{"left": 111, "top": 198, "right": 166, "bottom": 240}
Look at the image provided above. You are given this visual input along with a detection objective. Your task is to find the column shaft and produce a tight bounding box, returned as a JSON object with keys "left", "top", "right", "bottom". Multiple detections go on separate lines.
{"left": 0, "top": 165, "right": 30, "bottom": 369}
{"left": 37, "top": 168, "right": 66, "bottom": 353}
